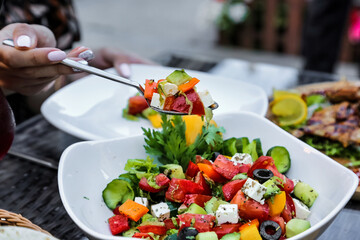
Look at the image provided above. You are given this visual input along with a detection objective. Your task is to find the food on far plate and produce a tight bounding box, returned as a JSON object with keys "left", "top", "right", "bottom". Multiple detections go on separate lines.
{"left": 268, "top": 80, "right": 360, "bottom": 186}
{"left": 102, "top": 116, "right": 318, "bottom": 239}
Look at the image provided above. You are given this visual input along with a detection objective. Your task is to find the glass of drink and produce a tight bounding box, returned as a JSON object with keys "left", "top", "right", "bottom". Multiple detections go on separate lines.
{"left": 0, "top": 89, "right": 15, "bottom": 160}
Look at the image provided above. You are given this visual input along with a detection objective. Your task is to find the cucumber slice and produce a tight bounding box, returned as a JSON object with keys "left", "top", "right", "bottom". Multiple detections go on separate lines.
{"left": 221, "top": 232, "right": 241, "bottom": 240}
{"left": 285, "top": 219, "right": 311, "bottom": 238}
{"left": 166, "top": 70, "right": 192, "bottom": 86}
{"left": 102, "top": 179, "right": 134, "bottom": 209}
{"left": 222, "top": 137, "right": 237, "bottom": 156}
{"left": 266, "top": 146, "right": 291, "bottom": 173}
{"left": 185, "top": 203, "right": 207, "bottom": 215}
{"left": 166, "top": 202, "right": 181, "bottom": 217}
{"left": 196, "top": 232, "right": 218, "bottom": 240}
{"left": 293, "top": 182, "right": 318, "bottom": 208}
{"left": 235, "top": 137, "right": 249, "bottom": 153}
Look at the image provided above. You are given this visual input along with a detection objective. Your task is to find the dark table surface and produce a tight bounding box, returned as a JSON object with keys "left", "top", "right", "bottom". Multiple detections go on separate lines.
{"left": 1, "top": 55, "right": 360, "bottom": 240}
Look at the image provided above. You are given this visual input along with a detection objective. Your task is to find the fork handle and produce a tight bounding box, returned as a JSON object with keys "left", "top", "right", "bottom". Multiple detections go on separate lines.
{"left": 2, "top": 39, "right": 143, "bottom": 93}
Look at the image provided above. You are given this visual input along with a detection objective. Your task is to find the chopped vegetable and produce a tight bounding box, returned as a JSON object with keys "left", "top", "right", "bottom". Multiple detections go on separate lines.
{"left": 118, "top": 199, "right": 149, "bottom": 222}
{"left": 178, "top": 77, "right": 200, "bottom": 93}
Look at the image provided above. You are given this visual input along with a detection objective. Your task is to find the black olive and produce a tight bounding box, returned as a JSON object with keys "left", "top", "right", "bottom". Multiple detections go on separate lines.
{"left": 253, "top": 169, "right": 274, "bottom": 183}
{"left": 211, "top": 152, "right": 221, "bottom": 161}
{"left": 259, "top": 220, "right": 282, "bottom": 240}
{"left": 178, "top": 227, "right": 199, "bottom": 240}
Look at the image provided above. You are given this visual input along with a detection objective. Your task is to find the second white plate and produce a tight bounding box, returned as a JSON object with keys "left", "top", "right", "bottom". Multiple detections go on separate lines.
{"left": 41, "top": 64, "right": 268, "bottom": 140}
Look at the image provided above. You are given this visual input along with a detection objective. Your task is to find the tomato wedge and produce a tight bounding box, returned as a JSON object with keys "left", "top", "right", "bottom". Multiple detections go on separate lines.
{"left": 171, "top": 89, "right": 205, "bottom": 116}
{"left": 185, "top": 161, "right": 200, "bottom": 178}
{"left": 213, "top": 155, "right": 249, "bottom": 180}
{"left": 128, "top": 96, "right": 149, "bottom": 115}
{"left": 194, "top": 171, "right": 212, "bottom": 195}
{"left": 108, "top": 214, "right": 130, "bottom": 235}
{"left": 222, "top": 179, "right": 247, "bottom": 201}
{"left": 139, "top": 174, "right": 170, "bottom": 193}
{"left": 178, "top": 213, "right": 216, "bottom": 232}
{"left": 165, "top": 178, "right": 204, "bottom": 202}
{"left": 230, "top": 190, "right": 269, "bottom": 221}
{"left": 183, "top": 194, "right": 213, "bottom": 207}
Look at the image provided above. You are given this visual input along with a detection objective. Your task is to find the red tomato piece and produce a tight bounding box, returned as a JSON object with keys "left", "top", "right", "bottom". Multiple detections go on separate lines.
{"left": 213, "top": 155, "right": 248, "bottom": 180}
{"left": 281, "top": 193, "right": 296, "bottom": 223}
{"left": 230, "top": 190, "right": 269, "bottom": 222}
{"left": 128, "top": 96, "right": 149, "bottom": 115}
{"left": 185, "top": 161, "right": 200, "bottom": 178}
{"left": 194, "top": 171, "right": 212, "bottom": 195}
{"left": 171, "top": 89, "right": 205, "bottom": 116}
{"left": 165, "top": 178, "right": 204, "bottom": 203}
{"left": 108, "top": 214, "right": 130, "bottom": 235}
{"left": 213, "top": 223, "right": 242, "bottom": 239}
{"left": 155, "top": 173, "right": 170, "bottom": 187}
{"left": 269, "top": 216, "right": 285, "bottom": 236}
{"left": 248, "top": 156, "right": 294, "bottom": 193}
{"left": 222, "top": 179, "right": 247, "bottom": 201}
{"left": 178, "top": 213, "right": 216, "bottom": 232}
{"left": 133, "top": 232, "right": 154, "bottom": 240}
{"left": 137, "top": 225, "right": 167, "bottom": 235}
{"left": 164, "top": 218, "right": 180, "bottom": 230}
{"left": 183, "top": 194, "right": 213, "bottom": 207}
{"left": 163, "top": 96, "right": 176, "bottom": 111}
{"left": 139, "top": 174, "right": 169, "bottom": 193}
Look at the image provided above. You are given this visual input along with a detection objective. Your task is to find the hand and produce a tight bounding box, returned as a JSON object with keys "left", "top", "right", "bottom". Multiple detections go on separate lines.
{"left": 0, "top": 23, "right": 91, "bottom": 95}
{"left": 88, "top": 47, "right": 156, "bottom": 78}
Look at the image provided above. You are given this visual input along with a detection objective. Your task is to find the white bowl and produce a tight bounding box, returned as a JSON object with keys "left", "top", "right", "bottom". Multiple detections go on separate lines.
{"left": 58, "top": 112, "right": 358, "bottom": 240}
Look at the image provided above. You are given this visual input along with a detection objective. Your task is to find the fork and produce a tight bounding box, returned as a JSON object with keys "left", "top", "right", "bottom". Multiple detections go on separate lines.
{"left": 2, "top": 39, "right": 218, "bottom": 115}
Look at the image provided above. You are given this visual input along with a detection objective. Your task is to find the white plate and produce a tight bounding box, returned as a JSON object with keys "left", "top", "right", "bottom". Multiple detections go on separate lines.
{"left": 58, "top": 112, "right": 358, "bottom": 240}
{"left": 41, "top": 64, "right": 268, "bottom": 140}
{"left": 209, "top": 58, "right": 299, "bottom": 96}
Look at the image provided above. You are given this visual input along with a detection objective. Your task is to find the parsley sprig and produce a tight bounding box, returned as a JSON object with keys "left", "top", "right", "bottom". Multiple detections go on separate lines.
{"left": 142, "top": 115, "right": 225, "bottom": 169}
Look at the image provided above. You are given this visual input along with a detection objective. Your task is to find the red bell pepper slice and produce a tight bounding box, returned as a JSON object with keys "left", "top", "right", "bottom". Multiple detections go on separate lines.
{"left": 108, "top": 214, "right": 130, "bottom": 235}
{"left": 222, "top": 179, "right": 247, "bottom": 201}
{"left": 185, "top": 161, "right": 200, "bottom": 178}
{"left": 137, "top": 225, "right": 167, "bottom": 235}
{"left": 144, "top": 79, "right": 158, "bottom": 100}
{"left": 178, "top": 213, "right": 216, "bottom": 232}
{"left": 248, "top": 156, "right": 294, "bottom": 193}
{"left": 133, "top": 233, "right": 154, "bottom": 240}
{"left": 213, "top": 223, "right": 242, "bottom": 239}
{"left": 183, "top": 194, "right": 213, "bottom": 208}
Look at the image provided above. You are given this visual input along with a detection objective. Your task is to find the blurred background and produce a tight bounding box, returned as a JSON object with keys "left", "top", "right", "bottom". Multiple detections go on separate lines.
{"left": 74, "top": 0, "right": 360, "bottom": 78}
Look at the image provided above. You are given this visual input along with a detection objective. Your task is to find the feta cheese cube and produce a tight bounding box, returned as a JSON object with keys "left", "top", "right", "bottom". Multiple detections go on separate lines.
{"left": 215, "top": 204, "right": 238, "bottom": 225}
{"left": 150, "top": 93, "right": 163, "bottom": 109}
{"left": 151, "top": 202, "right": 170, "bottom": 221}
{"left": 198, "top": 90, "right": 215, "bottom": 107}
{"left": 242, "top": 178, "right": 267, "bottom": 204}
{"left": 231, "top": 153, "right": 253, "bottom": 166}
{"left": 293, "top": 198, "right": 311, "bottom": 220}
{"left": 134, "top": 197, "right": 149, "bottom": 208}
{"left": 163, "top": 83, "right": 179, "bottom": 96}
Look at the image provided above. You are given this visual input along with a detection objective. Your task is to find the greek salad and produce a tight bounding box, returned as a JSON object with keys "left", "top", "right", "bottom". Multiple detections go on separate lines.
{"left": 102, "top": 116, "right": 318, "bottom": 240}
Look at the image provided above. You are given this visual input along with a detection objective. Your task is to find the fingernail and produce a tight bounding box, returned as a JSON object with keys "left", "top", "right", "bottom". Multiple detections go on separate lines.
{"left": 119, "top": 63, "right": 131, "bottom": 78}
{"left": 78, "top": 49, "right": 94, "bottom": 61}
{"left": 48, "top": 50, "right": 66, "bottom": 62}
{"left": 17, "top": 35, "right": 31, "bottom": 47}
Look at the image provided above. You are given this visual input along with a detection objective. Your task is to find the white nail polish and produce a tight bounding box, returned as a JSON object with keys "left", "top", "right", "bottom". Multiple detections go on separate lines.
{"left": 78, "top": 49, "right": 95, "bottom": 61}
{"left": 119, "top": 63, "right": 131, "bottom": 78}
{"left": 72, "top": 59, "right": 88, "bottom": 72}
{"left": 17, "top": 35, "right": 31, "bottom": 47}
